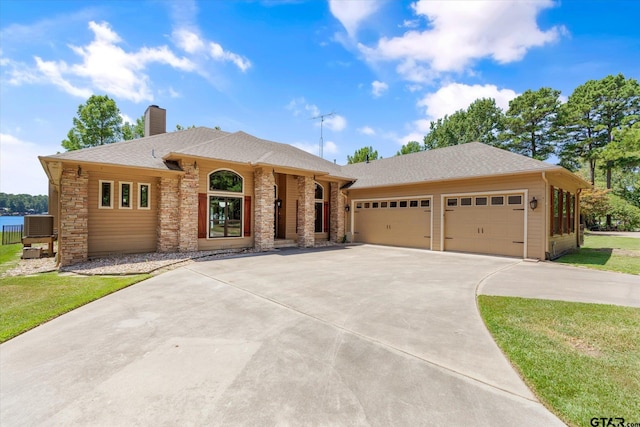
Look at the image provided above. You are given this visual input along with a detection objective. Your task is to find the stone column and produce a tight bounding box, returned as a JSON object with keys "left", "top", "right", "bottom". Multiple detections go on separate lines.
{"left": 330, "top": 182, "right": 345, "bottom": 242}
{"left": 157, "top": 176, "right": 179, "bottom": 252}
{"left": 254, "top": 167, "right": 275, "bottom": 251}
{"left": 297, "top": 175, "right": 315, "bottom": 247}
{"left": 178, "top": 162, "right": 199, "bottom": 252}
{"left": 58, "top": 167, "right": 89, "bottom": 266}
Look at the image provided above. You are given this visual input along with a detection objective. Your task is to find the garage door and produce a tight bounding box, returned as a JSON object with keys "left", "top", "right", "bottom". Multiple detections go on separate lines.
{"left": 444, "top": 193, "right": 525, "bottom": 257}
{"left": 353, "top": 198, "right": 431, "bottom": 249}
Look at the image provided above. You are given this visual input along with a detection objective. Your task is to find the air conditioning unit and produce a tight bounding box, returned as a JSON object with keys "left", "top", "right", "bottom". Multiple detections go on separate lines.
{"left": 24, "top": 215, "right": 54, "bottom": 237}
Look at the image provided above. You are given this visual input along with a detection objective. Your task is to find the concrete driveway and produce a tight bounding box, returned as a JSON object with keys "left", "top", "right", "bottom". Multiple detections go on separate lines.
{"left": 6, "top": 244, "right": 629, "bottom": 426}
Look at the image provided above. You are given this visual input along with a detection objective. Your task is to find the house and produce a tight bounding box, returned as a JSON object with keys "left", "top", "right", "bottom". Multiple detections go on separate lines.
{"left": 39, "top": 105, "right": 588, "bottom": 266}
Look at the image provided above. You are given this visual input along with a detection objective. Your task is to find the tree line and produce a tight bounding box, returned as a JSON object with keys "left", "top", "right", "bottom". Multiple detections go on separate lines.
{"left": 61, "top": 94, "right": 214, "bottom": 151}
{"left": 0, "top": 193, "right": 48, "bottom": 215}
{"left": 351, "top": 74, "right": 639, "bottom": 229}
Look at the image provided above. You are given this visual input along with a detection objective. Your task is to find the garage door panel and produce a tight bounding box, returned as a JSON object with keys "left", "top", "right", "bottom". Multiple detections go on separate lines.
{"left": 444, "top": 193, "right": 525, "bottom": 258}
{"left": 354, "top": 201, "right": 431, "bottom": 249}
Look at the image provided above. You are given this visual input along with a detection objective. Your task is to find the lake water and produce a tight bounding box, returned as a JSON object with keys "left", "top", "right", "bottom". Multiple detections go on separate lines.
{"left": 0, "top": 216, "right": 25, "bottom": 227}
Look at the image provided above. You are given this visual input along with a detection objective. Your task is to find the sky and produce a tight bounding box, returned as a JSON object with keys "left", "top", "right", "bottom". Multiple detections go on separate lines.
{"left": 1, "top": 0, "right": 638, "bottom": 196}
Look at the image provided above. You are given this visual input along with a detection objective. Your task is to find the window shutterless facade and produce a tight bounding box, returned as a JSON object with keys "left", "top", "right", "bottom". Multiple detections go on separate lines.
{"left": 119, "top": 182, "right": 132, "bottom": 209}
{"left": 138, "top": 183, "right": 150, "bottom": 209}
{"left": 99, "top": 180, "right": 114, "bottom": 209}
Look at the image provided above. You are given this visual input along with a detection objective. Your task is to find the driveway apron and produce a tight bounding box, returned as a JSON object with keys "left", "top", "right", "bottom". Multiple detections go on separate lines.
{"left": 1, "top": 246, "right": 563, "bottom": 426}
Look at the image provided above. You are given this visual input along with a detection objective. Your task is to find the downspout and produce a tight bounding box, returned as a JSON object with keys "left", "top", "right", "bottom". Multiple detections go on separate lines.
{"left": 541, "top": 172, "right": 549, "bottom": 260}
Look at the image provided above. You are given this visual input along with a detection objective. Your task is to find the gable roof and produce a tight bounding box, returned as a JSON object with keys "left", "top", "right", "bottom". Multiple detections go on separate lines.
{"left": 40, "top": 127, "right": 351, "bottom": 179}
{"left": 342, "top": 142, "right": 563, "bottom": 189}
{"left": 41, "top": 127, "right": 230, "bottom": 170}
{"left": 171, "top": 131, "right": 350, "bottom": 178}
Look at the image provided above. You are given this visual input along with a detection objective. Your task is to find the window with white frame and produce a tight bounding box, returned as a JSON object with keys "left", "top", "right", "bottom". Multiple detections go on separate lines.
{"left": 99, "top": 180, "right": 114, "bottom": 209}
{"left": 138, "top": 183, "right": 150, "bottom": 209}
{"left": 120, "top": 182, "right": 132, "bottom": 209}
{"left": 208, "top": 170, "right": 244, "bottom": 238}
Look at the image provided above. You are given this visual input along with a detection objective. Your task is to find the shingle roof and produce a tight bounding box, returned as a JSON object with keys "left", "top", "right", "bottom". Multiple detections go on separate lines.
{"left": 172, "top": 131, "right": 350, "bottom": 178}
{"left": 41, "top": 128, "right": 567, "bottom": 187}
{"left": 42, "top": 127, "right": 352, "bottom": 179}
{"left": 342, "top": 142, "right": 561, "bottom": 189}
{"left": 41, "top": 127, "right": 230, "bottom": 170}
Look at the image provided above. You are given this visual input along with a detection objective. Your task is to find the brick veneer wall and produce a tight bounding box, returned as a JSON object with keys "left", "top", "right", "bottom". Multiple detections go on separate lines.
{"left": 157, "top": 176, "right": 179, "bottom": 252}
{"left": 330, "top": 182, "right": 345, "bottom": 242}
{"left": 297, "top": 175, "right": 315, "bottom": 247}
{"left": 254, "top": 168, "right": 275, "bottom": 251}
{"left": 58, "top": 167, "right": 89, "bottom": 266}
{"left": 178, "top": 163, "right": 199, "bottom": 252}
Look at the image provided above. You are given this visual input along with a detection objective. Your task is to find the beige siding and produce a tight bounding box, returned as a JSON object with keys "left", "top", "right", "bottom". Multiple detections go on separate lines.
{"left": 347, "top": 173, "right": 547, "bottom": 259}
{"left": 197, "top": 160, "right": 256, "bottom": 251}
{"left": 87, "top": 170, "right": 159, "bottom": 257}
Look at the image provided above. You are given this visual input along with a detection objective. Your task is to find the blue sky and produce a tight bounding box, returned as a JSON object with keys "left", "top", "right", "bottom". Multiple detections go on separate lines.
{"left": 1, "top": 0, "right": 638, "bottom": 195}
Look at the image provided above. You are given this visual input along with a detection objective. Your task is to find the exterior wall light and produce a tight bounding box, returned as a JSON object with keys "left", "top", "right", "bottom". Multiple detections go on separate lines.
{"left": 529, "top": 196, "right": 538, "bottom": 210}
{"left": 275, "top": 199, "right": 282, "bottom": 208}
{"left": 77, "top": 166, "right": 82, "bottom": 176}
{"left": 345, "top": 205, "right": 350, "bottom": 212}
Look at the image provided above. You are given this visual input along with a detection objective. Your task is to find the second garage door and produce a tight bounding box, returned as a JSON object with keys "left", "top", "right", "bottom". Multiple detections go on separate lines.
{"left": 443, "top": 193, "right": 525, "bottom": 257}
{"left": 353, "top": 198, "right": 432, "bottom": 249}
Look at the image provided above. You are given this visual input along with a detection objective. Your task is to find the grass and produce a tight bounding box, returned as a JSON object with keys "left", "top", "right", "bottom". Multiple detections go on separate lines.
{"left": 555, "top": 234, "right": 640, "bottom": 275}
{"left": 0, "top": 241, "right": 149, "bottom": 342}
{"left": 478, "top": 295, "right": 640, "bottom": 427}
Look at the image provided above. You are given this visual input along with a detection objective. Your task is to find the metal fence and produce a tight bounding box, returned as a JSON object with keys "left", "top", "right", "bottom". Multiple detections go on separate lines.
{"left": 2, "top": 225, "right": 23, "bottom": 245}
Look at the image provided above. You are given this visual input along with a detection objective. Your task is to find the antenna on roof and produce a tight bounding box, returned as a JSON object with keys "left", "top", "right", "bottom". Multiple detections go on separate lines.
{"left": 310, "top": 111, "right": 335, "bottom": 159}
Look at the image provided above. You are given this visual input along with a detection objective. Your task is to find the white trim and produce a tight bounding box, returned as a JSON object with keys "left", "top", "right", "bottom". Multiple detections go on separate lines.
{"left": 350, "top": 195, "right": 433, "bottom": 250}
{"left": 119, "top": 181, "right": 133, "bottom": 209}
{"left": 440, "top": 189, "right": 528, "bottom": 258}
{"left": 138, "top": 183, "right": 151, "bottom": 210}
{"left": 208, "top": 168, "right": 244, "bottom": 195}
{"left": 98, "top": 180, "right": 114, "bottom": 209}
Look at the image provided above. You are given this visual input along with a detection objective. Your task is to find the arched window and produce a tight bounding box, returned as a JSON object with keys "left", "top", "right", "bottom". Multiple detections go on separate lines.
{"left": 209, "top": 170, "right": 243, "bottom": 193}
{"left": 314, "top": 183, "right": 324, "bottom": 233}
{"left": 208, "top": 170, "right": 244, "bottom": 238}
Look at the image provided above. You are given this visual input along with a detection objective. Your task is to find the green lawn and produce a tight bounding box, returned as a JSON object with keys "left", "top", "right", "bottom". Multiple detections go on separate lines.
{"left": 0, "top": 242, "right": 148, "bottom": 342}
{"left": 479, "top": 296, "right": 640, "bottom": 427}
{"left": 555, "top": 234, "right": 640, "bottom": 275}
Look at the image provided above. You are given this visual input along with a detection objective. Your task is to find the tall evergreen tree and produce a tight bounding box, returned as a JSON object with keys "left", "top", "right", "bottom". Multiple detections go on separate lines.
{"left": 500, "top": 88, "right": 561, "bottom": 161}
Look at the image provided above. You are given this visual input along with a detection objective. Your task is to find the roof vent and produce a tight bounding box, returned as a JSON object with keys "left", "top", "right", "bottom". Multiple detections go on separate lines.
{"left": 144, "top": 105, "right": 166, "bottom": 137}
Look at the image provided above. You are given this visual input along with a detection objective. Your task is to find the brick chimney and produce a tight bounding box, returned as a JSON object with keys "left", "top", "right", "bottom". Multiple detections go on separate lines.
{"left": 144, "top": 105, "right": 166, "bottom": 137}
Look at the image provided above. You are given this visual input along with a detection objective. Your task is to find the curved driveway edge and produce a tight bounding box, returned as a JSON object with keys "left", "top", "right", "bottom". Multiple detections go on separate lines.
{"left": 479, "top": 261, "right": 640, "bottom": 307}
{"left": 1, "top": 246, "right": 564, "bottom": 426}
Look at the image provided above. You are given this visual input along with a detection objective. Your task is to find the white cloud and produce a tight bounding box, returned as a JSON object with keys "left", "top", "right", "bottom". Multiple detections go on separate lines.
{"left": 22, "top": 21, "right": 197, "bottom": 102}
{"left": 292, "top": 140, "right": 338, "bottom": 158}
{"left": 173, "top": 28, "right": 205, "bottom": 54}
{"left": 324, "top": 114, "right": 347, "bottom": 132}
{"left": 4, "top": 20, "right": 250, "bottom": 102}
{"left": 371, "top": 80, "right": 388, "bottom": 97}
{"left": 208, "top": 41, "right": 251, "bottom": 72}
{"left": 358, "top": 126, "right": 376, "bottom": 136}
{"left": 324, "top": 141, "right": 338, "bottom": 155}
{"left": 0, "top": 133, "right": 49, "bottom": 195}
{"left": 329, "top": 0, "right": 383, "bottom": 38}
{"left": 286, "top": 98, "right": 345, "bottom": 131}
{"left": 359, "top": 0, "right": 565, "bottom": 82}
{"left": 417, "top": 83, "right": 518, "bottom": 120}
{"left": 286, "top": 97, "right": 320, "bottom": 117}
